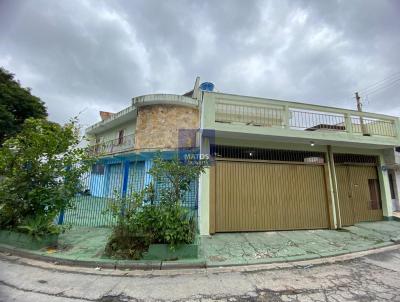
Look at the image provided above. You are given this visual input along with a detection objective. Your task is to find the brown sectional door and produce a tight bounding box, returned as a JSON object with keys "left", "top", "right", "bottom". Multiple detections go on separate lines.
{"left": 213, "top": 160, "right": 330, "bottom": 232}
{"left": 336, "top": 165, "right": 383, "bottom": 226}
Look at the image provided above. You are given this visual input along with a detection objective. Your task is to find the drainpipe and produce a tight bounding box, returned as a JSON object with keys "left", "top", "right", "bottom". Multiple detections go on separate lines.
{"left": 327, "top": 145, "right": 342, "bottom": 229}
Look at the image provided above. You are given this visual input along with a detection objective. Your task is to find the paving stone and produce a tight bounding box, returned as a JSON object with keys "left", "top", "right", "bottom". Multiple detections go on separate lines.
{"left": 203, "top": 222, "right": 400, "bottom": 266}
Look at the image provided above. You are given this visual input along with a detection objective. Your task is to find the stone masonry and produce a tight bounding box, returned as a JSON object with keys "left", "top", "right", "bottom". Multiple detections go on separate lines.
{"left": 135, "top": 104, "right": 200, "bottom": 150}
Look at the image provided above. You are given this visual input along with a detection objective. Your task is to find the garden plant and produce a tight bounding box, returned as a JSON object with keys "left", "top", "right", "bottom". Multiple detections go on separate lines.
{"left": 105, "top": 153, "right": 207, "bottom": 259}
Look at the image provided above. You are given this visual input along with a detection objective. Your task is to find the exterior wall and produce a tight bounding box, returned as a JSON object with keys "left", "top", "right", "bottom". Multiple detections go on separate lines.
{"left": 135, "top": 105, "right": 199, "bottom": 150}
{"left": 201, "top": 92, "right": 400, "bottom": 148}
{"left": 394, "top": 170, "right": 400, "bottom": 211}
{"left": 198, "top": 137, "right": 395, "bottom": 235}
{"left": 94, "top": 120, "right": 136, "bottom": 143}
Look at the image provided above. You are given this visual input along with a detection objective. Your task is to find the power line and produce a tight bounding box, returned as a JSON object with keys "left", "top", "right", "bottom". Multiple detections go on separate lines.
{"left": 358, "top": 71, "right": 400, "bottom": 94}
{"left": 365, "top": 77, "right": 400, "bottom": 96}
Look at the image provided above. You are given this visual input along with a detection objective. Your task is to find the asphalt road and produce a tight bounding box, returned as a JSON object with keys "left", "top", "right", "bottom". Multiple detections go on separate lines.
{"left": 1, "top": 246, "right": 400, "bottom": 302}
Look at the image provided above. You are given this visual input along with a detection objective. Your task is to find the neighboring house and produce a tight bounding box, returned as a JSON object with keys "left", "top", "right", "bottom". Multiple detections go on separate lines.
{"left": 85, "top": 77, "right": 400, "bottom": 234}
{"left": 383, "top": 147, "right": 400, "bottom": 213}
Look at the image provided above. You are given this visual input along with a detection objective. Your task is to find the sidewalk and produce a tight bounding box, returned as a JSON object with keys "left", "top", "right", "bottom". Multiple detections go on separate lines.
{"left": 202, "top": 221, "right": 400, "bottom": 267}
{"left": 1, "top": 221, "right": 400, "bottom": 269}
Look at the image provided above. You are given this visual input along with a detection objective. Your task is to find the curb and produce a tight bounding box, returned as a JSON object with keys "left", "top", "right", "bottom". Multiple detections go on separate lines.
{"left": 0, "top": 244, "right": 206, "bottom": 270}
{"left": 1, "top": 242, "right": 399, "bottom": 272}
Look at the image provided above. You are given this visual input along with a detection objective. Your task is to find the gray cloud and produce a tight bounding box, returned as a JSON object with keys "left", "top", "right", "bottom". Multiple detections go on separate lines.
{"left": 1, "top": 0, "right": 399, "bottom": 128}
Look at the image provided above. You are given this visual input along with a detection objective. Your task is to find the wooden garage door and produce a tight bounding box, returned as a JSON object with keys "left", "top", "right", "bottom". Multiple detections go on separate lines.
{"left": 212, "top": 160, "right": 330, "bottom": 232}
{"left": 336, "top": 165, "right": 383, "bottom": 226}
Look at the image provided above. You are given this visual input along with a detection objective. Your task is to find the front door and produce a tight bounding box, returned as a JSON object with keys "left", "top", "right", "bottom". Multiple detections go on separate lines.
{"left": 336, "top": 165, "right": 383, "bottom": 226}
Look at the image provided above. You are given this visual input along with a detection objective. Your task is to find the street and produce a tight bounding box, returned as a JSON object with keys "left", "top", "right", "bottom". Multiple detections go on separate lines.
{"left": 1, "top": 246, "right": 400, "bottom": 301}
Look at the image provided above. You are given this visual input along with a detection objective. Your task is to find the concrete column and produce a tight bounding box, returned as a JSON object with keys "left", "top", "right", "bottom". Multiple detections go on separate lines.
{"left": 199, "top": 137, "right": 211, "bottom": 235}
{"left": 199, "top": 168, "right": 210, "bottom": 235}
{"left": 282, "top": 105, "right": 290, "bottom": 128}
{"left": 200, "top": 92, "right": 216, "bottom": 129}
{"left": 378, "top": 155, "right": 393, "bottom": 218}
{"left": 344, "top": 113, "right": 353, "bottom": 134}
{"left": 327, "top": 146, "right": 342, "bottom": 228}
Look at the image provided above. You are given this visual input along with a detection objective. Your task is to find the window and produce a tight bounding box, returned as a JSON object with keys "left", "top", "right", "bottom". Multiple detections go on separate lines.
{"left": 118, "top": 129, "right": 124, "bottom": 145}
{"left": 389, "top": 173, "right": 396, "bottom": 199}
{"left": 92, "top": 164, "right": 105, "bottom": 175}
{"left": 368, "top": 179, "right": 381, "bottom": 210}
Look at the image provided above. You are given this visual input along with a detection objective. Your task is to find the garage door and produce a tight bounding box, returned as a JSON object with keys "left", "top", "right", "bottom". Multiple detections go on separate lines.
{"left": 336, "top": 165, "right": 383, "bottom": 226}
{"left": 212, "top": 160, "right": 330, "bottom": 232}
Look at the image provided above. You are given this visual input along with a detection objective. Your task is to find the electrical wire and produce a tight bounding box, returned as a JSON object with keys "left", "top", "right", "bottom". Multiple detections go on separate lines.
{"left": 358, "top": 71, "right": 400, "bottom": 95}
{"left": 365, "top": 78, "right": 400, "bottom": 96}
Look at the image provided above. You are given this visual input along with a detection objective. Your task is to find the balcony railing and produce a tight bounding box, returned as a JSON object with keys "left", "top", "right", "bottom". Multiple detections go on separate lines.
{"left": 215, "top": 100, "right": 398, "bottom": 138}
{"left": 90, "top": 134, "right": 135, "bottom": 156}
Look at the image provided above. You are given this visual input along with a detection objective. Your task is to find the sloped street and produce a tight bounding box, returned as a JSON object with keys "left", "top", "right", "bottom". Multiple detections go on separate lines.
{"left": 1, "top": 245, "right": 400, "bottom": 301}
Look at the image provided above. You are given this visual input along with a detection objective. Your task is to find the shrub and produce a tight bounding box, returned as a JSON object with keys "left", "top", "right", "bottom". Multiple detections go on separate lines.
{"left": 104, "top": 153, "right": 206, "bottom": 259}
{"left": 105, "top": 197, "right": 196, "bottom": 259}
{"left": 17, "top": 215, "right": 70, "bottom": 240}
{"left": 0, "top": 118, "right": 94, "bottom": 235}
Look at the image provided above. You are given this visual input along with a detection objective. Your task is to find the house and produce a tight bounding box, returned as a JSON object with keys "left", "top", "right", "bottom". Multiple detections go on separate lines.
{"left": 199, "top": 87, "right": 400, "bottom": 235}
{"left": 84, "top": 77, "right": 400, "bottom": 234}
{"left": 383, "top": 147, "right": 400, "bottom": 214}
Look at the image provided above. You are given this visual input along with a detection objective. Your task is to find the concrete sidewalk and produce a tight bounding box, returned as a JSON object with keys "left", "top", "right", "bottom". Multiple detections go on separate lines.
{"left": 1, "top": 221, "right": 400, "bottom": 268}
{"left": 201, "top": 221, "right": 400, "bottom": 266}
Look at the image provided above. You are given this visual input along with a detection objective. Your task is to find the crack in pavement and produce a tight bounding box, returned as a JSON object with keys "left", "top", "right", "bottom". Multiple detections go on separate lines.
{"left": 0, "top": 280, "right": 94, "bottom": 301}
{"left": 2, "top": 248, "right": 400, "bottom": 301}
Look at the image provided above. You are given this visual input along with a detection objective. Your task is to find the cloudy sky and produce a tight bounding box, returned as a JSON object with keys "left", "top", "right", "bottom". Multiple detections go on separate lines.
{"left": 1, "top": 0, "right": 400, "bottom": 128}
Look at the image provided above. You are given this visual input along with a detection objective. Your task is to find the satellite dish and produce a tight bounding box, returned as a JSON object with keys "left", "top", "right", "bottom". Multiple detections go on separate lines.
{"left": 199, "top": 82, "right": 215, "bottom": 92}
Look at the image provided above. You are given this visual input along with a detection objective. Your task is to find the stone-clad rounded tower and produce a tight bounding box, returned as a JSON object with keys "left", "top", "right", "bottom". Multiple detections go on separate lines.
{"left": 133, "top": 94, "right": 200, "bottom": 151}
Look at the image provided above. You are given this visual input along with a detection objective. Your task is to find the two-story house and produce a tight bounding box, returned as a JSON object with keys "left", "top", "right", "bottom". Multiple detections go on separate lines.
{"left": 384, "top": 147, "right": 400, "bottom": 215}
{"left": 84, "top": 78, "right": 400, "bottom": 235}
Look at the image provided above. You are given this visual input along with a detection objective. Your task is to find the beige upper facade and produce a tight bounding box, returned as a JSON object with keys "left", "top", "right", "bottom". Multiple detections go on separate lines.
{"left": 201, "top": 91, "right": 400, "bottom": 149}
{"left": 86, "top": 78, "right": 400, "bottom": 156}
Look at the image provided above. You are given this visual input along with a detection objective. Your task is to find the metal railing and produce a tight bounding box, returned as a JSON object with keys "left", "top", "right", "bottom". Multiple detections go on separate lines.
{"left": 90, "top": 134, "right": 135, "bottom": 156}
{"left": 290, "top": 109, "right": 346, "bottom": 131}
{"left": 350, "top": 116, "right": 396, "bottom": 137}
{"left": 214, "top": 101, "right": 397, "bottom": 137}
{"left": 59, "top": 158, "right": 198, "bottom": 227}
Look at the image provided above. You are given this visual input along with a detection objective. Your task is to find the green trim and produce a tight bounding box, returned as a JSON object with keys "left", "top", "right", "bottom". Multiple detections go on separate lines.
{"left": 384, "top": 216, "right": 400, "bottom": 222}
{"left": 143, "top": 237, "right": 199, "bottom": 260}
{"left": 0, "top": 230, "right": 58, "bottom": 250}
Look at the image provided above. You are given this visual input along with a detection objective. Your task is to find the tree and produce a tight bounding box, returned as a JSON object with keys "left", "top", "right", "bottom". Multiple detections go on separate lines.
{"left": 0, "top": 67, "right": 47, "bottom": 144}
{"left": 148, "top": 153, "right": 207, "bottom": 204}
{"left": 0, "top": 118, "right": 94, "bottom": 230}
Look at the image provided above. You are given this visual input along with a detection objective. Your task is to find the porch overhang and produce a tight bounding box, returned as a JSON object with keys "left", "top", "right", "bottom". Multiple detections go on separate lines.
{"left": 202, "top": 127, "right": 399, "bottom": 150}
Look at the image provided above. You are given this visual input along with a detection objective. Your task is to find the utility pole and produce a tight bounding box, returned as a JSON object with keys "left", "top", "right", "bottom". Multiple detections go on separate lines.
{"left": 355, "top": 92, "right": 367, "bottom": 135}
{"left": 355, "top": 92, "right": 362, "bottom": 112}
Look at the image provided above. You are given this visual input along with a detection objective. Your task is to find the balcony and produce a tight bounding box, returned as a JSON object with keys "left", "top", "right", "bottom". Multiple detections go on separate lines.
{"left": 133, "top": 94, "right": 199, "bottom": 108}
{"left": 90, "top": 134, "right": 135, "bottom": 156}
{"left": 203, "top": 92, "right": 400, "bottom": 147}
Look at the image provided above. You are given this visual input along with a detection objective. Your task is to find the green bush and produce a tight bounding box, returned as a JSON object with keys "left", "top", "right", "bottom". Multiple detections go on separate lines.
{"left": 139, "top": 202, "right": 196, "bottom": 246}
{"left": 104, "top": 224, "right": 151, "bottom": 260}
{"left": 105, "top": 198, "right": 196, "bottom": 259}
{"left": 17, "top": 215, "right": 70, "bottom": 240}
{"left": 104, "top": 154, "right": 205, "bottom": 259}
